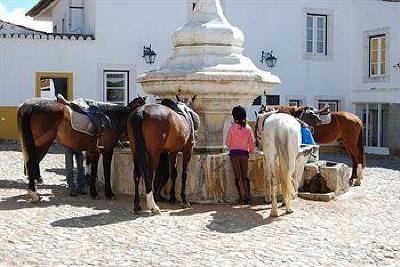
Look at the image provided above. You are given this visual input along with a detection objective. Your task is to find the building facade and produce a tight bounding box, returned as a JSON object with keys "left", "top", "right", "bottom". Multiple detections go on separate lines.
{"left": 0, "top": 0, "right": 399, "bottom": 154}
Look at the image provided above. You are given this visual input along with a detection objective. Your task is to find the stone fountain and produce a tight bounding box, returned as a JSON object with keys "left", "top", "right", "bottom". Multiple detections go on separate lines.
{"left": 137, "top": 0, "right": 280, "bottom": 152}
{"left": 100, "top": 0, "right": 323, "bottom": 203}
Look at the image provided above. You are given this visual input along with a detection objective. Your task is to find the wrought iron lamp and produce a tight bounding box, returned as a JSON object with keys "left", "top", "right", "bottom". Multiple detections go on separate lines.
{"left": 393, "top": 62, "right": 400, "bottom": 70}
{"left": 143, "top": 45, "right": 157, "bottom": 64}
{"left": 261, "top": 50, "right": 278, "bottom": 69}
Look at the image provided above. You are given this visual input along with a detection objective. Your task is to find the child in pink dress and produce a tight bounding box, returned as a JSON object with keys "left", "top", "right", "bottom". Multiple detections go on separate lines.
{"left": 225, "top": 105, "right": 255, "bottom": 204}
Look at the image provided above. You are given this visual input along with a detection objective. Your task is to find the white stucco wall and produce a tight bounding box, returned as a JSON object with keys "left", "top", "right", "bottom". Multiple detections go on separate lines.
{"left": 0, "top": 38, "right": 95, "bottom": 106}
{"left": 1, "top": 0, "right": 399, "bottom": 113}
{"left": 352, "top": 0, "right": 400, "bottom": 104}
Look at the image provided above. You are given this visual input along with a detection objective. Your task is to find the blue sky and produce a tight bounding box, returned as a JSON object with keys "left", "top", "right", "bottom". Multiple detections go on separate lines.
{"left": 0, "top": 0, "right": 37, "bottom": 10}
{"left": 0, "top": 0, "right": 51, "bottom": 31}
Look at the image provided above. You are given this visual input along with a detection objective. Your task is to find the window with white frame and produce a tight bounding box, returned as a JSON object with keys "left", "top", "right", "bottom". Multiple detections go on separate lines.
{"left": 369, "top": 35, "right": 386, "bottom": 77}
{"left": 318, "top": 100, "right": 338, "bottom": 112}
{"left": 288, "top": 99, "right": 303, "bottom": 107}
{"left": 306, "top": 14, "right": 327, "bottom": 55}
{"left": 103, "top": 71, "right": 129, "bottom": 105}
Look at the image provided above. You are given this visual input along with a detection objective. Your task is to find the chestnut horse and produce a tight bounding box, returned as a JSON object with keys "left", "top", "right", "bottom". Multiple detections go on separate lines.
{"left": 260, "top": 105, "right": 364, "bottom": 185}
{"left": 127, "top": 96, "right": 200, "bottom": 213}
{"left": 17, "top": 96, "right": 146, "bottom": 202}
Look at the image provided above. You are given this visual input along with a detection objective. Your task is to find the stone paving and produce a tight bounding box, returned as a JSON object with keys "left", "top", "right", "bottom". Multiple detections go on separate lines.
{"left": 0, "top": 143, "right": 399, "bottom": 266}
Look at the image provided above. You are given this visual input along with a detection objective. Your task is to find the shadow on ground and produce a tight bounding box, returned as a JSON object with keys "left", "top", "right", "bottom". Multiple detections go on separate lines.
{"left": 0, "top": 179, "right": 276, "bottom": 232}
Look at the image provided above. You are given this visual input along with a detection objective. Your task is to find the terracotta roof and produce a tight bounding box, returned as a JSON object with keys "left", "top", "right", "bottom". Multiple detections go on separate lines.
{"left": 0, "top": 19, "right": 47, "bottom": 35}
{"left": 26, "top": 0, "right": 56, "bottom": 17}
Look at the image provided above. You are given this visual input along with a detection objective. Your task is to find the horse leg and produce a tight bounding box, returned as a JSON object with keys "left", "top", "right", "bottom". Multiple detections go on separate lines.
{"left": 102, "top": 150, "right": 115, "bottom": 199}
{"left": 154, "top": 152, "right": 169, "bottom": 202}
{"left": 89, "top": 153, "right": 99, "bottom": 199}
{"left": 27, "top": 143, "right": 52, "bottom": 202}
{"left": 143, "top": 151, "right": 161, "bottom": 214}
{"left": 169, "top": 153, "right": 178, "bottom": 204}
{"left": 144, "top": 166, "right": 160, "bottom": 214}
{"left": 181, "top": 150, "right": 192, "bottom": 207}
{"left": 270, "top": 164, "right": 279, "bottom": 218}
{"left": 264, "top": 164, "right": 272, "bottom": 204}
{"left": 133, "top": 161, "right": 142, "bottom": 213}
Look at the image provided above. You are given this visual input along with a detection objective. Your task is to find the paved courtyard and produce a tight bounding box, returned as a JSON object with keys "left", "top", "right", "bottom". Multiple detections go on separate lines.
{"left": 0, "top": 143, "right": 399, "bottom": 266}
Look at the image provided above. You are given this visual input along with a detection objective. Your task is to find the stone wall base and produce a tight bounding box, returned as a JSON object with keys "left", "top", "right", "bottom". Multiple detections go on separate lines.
{"left": 99, "top": 145, "right": 319, "bottom": 204}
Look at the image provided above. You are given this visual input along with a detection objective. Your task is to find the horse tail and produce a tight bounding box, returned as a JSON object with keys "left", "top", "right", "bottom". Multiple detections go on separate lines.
{"left": 276, "top": 130, "right": 296, "bottom": 202}
{"left": 131, "top": 111, "right": 151, "bottom": 179}
{"left": 17, "top": 103, "right": 39, "bottom": 178}
{"left": 357, "top": 123, "right": 365, "bottom": 168}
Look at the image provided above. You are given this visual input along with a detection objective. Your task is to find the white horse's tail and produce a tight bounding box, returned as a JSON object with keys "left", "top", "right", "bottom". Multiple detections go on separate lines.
{"left": 277, "top": 143, "right": 295, "bottom": 202}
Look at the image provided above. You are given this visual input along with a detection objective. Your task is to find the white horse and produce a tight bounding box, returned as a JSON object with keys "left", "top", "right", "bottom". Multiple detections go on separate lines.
{"left": 255, "top": 112, "right": 301, "bottom": 217}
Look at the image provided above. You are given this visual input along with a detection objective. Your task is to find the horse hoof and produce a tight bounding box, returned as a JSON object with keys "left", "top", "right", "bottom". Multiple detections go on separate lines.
{"left": 90, "top": 193, "right": 98, "bottom": 199}
{"left": 169, "top": 198, "right": 177, "bottom": 204}
{"left": 270, "top": 209, "right": 279, "bottom": 218}
{"left": 28, "top": 190, "right": 41, "bottom": 203}
{"left": 35, "top": 177, "right": 43, "bottom": 184}
{"left": 286, "top": 208, "right": 294, "bottom": 214}
{"left": 354, "top": 179, "right": 361, "bottom": 186}
{"left": 182, "top": 202, "right": 191, "bottom": 208}
{"left": 151, "top": 208, "right": 161, "bottom": 215}
{"left": 348, "top": 179, "right": 354, "bottom": 186}
{"left": 134, "top": 206, "right": 142, "bottom": 214}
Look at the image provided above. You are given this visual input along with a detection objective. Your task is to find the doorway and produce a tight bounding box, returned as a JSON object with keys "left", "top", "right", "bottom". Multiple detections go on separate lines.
{"left": 35, "top": 72, "right": 73, "bottom": 100}
{"left": 356, "top": 103, "right": 389, "bottom": 155}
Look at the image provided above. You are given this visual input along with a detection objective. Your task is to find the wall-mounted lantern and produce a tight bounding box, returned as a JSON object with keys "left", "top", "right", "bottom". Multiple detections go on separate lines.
{"left": 261, "top": 50, "right": 278, "bottom": 69}
{"left": 393, "top": 62, "right": 400, "bottom": 70}
{"left": 143, "top": 45, "right": 157, "bottom": 65}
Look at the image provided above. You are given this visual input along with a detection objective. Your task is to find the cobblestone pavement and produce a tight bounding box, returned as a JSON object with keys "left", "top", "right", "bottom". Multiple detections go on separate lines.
{"left": 0, "top": 143, "right": 399, "bottom": 266}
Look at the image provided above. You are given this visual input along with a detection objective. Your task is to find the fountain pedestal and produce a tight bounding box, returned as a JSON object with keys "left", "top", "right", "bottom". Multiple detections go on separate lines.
{"left": 137, "top": 0, "right": 280, "bottom": 151}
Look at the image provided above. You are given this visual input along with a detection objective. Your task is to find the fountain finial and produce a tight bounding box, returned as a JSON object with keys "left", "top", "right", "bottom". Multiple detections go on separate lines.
{"left": 173, "top": 0, "right": 244, "bottom": 48}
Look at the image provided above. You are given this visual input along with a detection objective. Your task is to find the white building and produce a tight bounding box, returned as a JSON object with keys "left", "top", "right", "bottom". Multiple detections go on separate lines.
{"left": 0, "top": 0, "right": 399, "bottom": 155}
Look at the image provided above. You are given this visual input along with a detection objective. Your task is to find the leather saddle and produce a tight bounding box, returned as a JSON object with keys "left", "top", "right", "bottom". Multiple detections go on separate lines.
{"left": 56, "top": 94, "right": 111, "bottom": 139}
{"left": 317, "top": 106, "right": 331, "bottom": 125}
{"left": 318, "top": 106, "right": 331, "bottom": 115}
{"left": 160, "top": 98, "right": 194, "bottom": 130}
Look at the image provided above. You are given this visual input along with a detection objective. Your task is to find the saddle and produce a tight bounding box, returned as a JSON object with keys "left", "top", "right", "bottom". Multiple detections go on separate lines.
{"left": 318, "top": 106, "right": 332, "bottom": 125}
{"left": 56, "top": 94, "right": 111, "bottom": 144}
{"left": 318, "top": 106, "right": 331, "bottom": 115}
{"left": 160, "top": 99, "right": 185, "bottom": 116}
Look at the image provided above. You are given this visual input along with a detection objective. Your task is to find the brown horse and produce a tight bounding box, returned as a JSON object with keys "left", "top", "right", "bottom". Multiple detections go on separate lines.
{"left": 312, "top": 112, "right": 364, "bottom": 185}
{"left": 260, "top": 105, "right": 364, "bottom": 185}
{"left": 127, "top": 96, "right": 200, "bottom": 213}
{"left": 17, "top": 96, "right": 146, "bottom": 202}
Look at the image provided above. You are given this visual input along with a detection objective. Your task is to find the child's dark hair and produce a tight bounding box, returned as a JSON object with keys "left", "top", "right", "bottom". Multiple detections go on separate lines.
{"left": 232, "top": 105, "right": 247, "bottom": 128}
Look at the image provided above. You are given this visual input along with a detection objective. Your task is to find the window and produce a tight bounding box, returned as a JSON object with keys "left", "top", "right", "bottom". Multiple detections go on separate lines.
{"left": 192, "top": 0, "right": 196, "bottom": 10}
{"left": 53, "top": 25, "right": 57, "bottom": 33}
{"left": 103, "top": 71, "right": 129, "bottom": 105}
{"left": 306, "top": 14, "right": 327, "bottom": 55}
{"left": 369, "top": 35, "right": 386, "bottom": 77}
{"left": 289, "top": 99, "right": 302, "bottom": 107}
{"left": 318, "top": 100, "right": 338, "bottom": 112}
{"left": 266, "top": 95, "right": 280, "bottom": 106}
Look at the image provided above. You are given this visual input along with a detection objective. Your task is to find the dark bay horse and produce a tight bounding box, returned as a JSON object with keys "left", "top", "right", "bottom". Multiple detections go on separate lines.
{"left": 260, "top": 105, "right": 364, "bottom": 185}
{"left": 127, "top": 96, "right": 200, "bottom": 213}
{"left": 17, "top": 96, "right": 146, "bottom": 202}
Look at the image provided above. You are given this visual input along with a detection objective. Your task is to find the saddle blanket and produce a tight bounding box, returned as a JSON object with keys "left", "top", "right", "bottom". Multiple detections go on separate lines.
{"left": 320, "top": 114, "right": 331, "bottom": 125}
{"left": 69, "top": 107, "right": 97, "bottom": 136}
